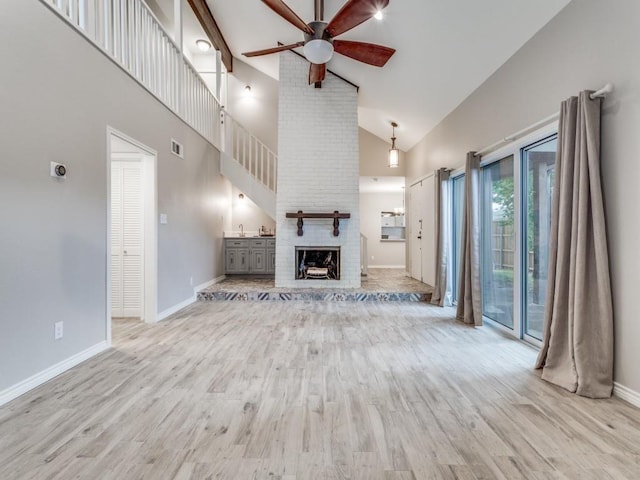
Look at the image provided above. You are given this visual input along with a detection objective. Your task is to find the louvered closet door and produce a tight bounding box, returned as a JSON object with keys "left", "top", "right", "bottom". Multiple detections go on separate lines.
{"left": 111, "top": 161, "right": 143, "bottom": 318}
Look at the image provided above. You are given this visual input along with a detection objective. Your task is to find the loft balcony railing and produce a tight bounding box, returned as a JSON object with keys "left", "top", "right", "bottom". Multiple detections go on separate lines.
{"left": 42, "top": 0, "right": 221, "bottom": 148}
{"left": 41, "top": 0, "right": 277, "bottom": 196}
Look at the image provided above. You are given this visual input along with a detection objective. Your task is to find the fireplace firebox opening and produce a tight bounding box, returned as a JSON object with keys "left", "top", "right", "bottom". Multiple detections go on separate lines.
{"left": 295, "top": 247, "right": 341, "bottom": 280}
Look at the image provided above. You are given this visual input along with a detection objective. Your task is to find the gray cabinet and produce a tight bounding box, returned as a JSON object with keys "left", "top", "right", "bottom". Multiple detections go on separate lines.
{"left": 225, "top": 237, "right": 275, "bottom": 275}
{"left": 224, "top": 239, "right": 250, "bottom": 274}
{"left": 266, "top": 238, "right": 276, "bottom": 274}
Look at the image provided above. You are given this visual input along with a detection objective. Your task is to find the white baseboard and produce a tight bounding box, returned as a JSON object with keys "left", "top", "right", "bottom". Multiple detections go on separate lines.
{"left": 158, "top": 295, "right": 196, "bottom": 321}
{"left": 195, "top": 275, "right": 225, "bottom": 292}
{"left": 157, "top": 275, "right": 226, "bottom": 322}
{"left": 368, "top": 265, "right": 406, "bottom": 269}
{"left": 613, "top": 382, "right": 640, "bottom": 408}
{"left": 0, "top": 341, "right": 109, "bottom": 407}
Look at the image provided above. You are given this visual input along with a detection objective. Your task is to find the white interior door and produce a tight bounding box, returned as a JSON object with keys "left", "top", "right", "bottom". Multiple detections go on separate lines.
{"left": 111, "top": 160, "right": 143, "bottom": 318}
{"left": 409, "top": 181, "right": 423, "bottom": 281}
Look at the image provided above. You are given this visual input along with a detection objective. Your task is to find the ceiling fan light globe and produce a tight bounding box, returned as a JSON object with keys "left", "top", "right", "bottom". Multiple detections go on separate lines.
{"left": 303, "top": 39, "right": 334, "bottom": 64}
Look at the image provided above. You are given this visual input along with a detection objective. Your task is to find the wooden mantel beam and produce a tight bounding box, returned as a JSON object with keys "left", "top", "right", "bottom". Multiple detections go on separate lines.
{"left": 285, "top": 211, "right": 351, "bottom": 237}
{"left": 186, "top": 0, "right": 233, "bottom": 72}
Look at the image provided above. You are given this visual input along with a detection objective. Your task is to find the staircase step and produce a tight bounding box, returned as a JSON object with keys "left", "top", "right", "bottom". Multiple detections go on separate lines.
{"left": 197, "top": 269, "right": 432, "bottom": 303}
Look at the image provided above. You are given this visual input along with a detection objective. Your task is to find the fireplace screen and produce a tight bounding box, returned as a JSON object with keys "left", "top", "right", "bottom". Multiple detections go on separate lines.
{"left": 295, "top": 247, "right": 341, "bottom": 280}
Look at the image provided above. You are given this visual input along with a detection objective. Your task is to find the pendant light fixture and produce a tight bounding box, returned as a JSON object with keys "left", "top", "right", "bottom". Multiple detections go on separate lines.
{"left": 388, "top": 122, "right": 399, "bottom": 168}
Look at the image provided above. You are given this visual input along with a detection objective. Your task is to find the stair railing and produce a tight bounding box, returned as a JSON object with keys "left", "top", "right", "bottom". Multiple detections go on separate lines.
{"left": 222, "top": 112, "right": 277, "bottom": 194}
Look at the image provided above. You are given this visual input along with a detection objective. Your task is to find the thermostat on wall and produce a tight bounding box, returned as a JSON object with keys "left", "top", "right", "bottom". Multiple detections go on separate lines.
{"left": 50, "top": 162, "right": 67, "bottom": 179}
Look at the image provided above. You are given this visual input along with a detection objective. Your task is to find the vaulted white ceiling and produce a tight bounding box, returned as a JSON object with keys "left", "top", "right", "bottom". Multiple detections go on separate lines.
{"left": 206, "top": 0, "right": 569, "bottom": 151}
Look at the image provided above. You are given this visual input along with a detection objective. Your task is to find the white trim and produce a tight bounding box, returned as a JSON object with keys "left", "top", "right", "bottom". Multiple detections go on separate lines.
{"left": 107, "top": 128, "right": 158, "bottom": 334}
{"left": 409, "top": 171, "right": 435, "bottom": 188}
{"left": 368, "top": 265, "right": 406, "bottom": 269}
{"left": 613, "top": 382, "right": 640, "bottom": 408}
{"left": 194, "top": 275, "right": 226, "bottom": 292}
{"left": 0, "top": 341, "right": 109, "bottom": 407}
{"left": 158, "top": 295, "right": 196, "bottom": 321}
{"left": 157, "top": 276, "right": 226, "bottom": 321}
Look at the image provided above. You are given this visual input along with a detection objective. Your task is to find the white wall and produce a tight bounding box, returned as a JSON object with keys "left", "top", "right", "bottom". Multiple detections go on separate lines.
{"left": 230, "top": 186, "right": 276, "bottom": 235}
{"left": 360, "top": 192, "right": 406, "bottom": 268}
{"left": 406, "top": 0, "right": 640, "bottom": 394}
{"left": 0, "top": 0, "right": 230, "bottom": 395}
{"left": 276, "top": 52, "right": 360, "bottom": 288}
{"left": 227, "top": 59, "right": 280, "bottom": 153}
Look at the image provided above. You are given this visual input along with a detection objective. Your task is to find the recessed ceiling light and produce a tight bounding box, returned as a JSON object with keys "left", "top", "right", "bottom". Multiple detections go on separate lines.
{"left": 374, "top": 10, "right": 383, "bottom": 20}
{"left": 196, "top": 39, "right": 211, "bottom": 52}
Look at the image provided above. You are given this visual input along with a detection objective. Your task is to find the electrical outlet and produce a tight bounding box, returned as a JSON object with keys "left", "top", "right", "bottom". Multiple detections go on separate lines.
{"left": 54, "top": 321, "right": 63, "bottom": 340}
{"left": 190, "top": 277, "right": 193, "bottom": 287}
{"left": 371, "top": 255, "right": 375, "bottom": 260}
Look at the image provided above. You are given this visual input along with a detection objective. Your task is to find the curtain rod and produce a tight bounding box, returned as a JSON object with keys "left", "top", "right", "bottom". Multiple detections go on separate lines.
{"left": 477, "top": 83, "right": 614, "bottom": 157}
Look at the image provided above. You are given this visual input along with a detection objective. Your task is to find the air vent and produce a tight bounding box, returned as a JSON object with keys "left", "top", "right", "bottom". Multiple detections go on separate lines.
{"left": 171, "top": 139, "right": 183, "bottom": 158}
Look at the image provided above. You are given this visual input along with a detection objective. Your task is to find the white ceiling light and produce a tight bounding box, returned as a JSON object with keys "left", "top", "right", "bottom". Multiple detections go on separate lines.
{"left": 303, "top": 39, "right": 334, "bottom": 65}
{"left": 374, "top": 10, "right": 383, "bottom": 20}
{"left": 196, "top": 39, "right": 211, "bottom": 52}
{"left": 388, "top": 122, "right": 399, "bottom": 168}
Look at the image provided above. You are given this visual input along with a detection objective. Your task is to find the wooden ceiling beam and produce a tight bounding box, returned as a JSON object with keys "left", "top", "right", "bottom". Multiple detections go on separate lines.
{"left": 186, "top": 0, "right": 233, "bottom": 72}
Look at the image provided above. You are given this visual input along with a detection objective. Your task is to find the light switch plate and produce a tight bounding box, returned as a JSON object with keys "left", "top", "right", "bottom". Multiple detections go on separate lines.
{"left": 160, "top": 213, "right": 168, "bottom": 224}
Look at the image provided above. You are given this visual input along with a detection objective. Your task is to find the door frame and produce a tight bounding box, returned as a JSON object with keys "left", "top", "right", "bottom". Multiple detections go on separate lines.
{"left": 106, "top": 127, "right": 158, "bottom": 346}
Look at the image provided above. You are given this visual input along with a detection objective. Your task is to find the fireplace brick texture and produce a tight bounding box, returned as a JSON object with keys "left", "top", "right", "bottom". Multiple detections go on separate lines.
{"left": 275, "top": 52, "right": 361, "bottom": 288}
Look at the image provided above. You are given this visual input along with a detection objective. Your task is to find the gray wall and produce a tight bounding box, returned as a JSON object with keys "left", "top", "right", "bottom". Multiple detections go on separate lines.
{"left": 359, "top": 127, "right": 406, "bottom": 177}
{"left": 0, "top": 0, "right": 229, "bottom": 392}
{"left": 406, "top": 0, "right": 640, "bottom": 393}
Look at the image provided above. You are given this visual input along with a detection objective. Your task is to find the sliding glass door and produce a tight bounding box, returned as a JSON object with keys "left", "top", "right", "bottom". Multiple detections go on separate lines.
{"left": 451, "top": 175, "right": 465, "bottom": 304}
{"left": 449, "top": 127, "right": 557, "bottom": 345}
{"left": 481, "top": 156, "right": 515, "bottom": 329}
{"left": 523, "top": 136, "right": 557, "bottom": 341}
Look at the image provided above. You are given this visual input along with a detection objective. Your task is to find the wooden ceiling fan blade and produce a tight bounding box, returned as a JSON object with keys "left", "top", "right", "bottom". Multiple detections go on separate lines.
{"left": 309, "top": 63, "right": 326, "bottom": 84}
{"left": 262, "top": 0, "right": 314, "bottom": 34}
{"left": 333, "top": 40, "right": 395, "bottom": 67}
{"left": 326, "top": 0, "right": 389, "bottom": 37}
{"left": 243, "top": 42, "right": 304, "bottom": 57}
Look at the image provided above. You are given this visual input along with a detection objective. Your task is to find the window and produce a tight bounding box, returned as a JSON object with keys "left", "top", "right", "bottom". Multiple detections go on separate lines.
{"left": 481, "top": 156, "right": 515, "bottom": 329}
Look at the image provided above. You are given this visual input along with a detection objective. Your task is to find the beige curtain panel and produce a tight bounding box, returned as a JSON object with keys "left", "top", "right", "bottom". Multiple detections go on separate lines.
{"left": 431, "top": 168, "right": 450, "bottom": 306}
{"left": 456, "top": 152, "right": 483, "bottom": 326}
{"left": 535, "top": 91, "right": 614, "bottom": 398}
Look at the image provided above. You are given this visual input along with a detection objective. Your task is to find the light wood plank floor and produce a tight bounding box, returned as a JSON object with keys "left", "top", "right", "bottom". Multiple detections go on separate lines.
{"left": 1, "top": 302, "right": 639, "bottom": 479}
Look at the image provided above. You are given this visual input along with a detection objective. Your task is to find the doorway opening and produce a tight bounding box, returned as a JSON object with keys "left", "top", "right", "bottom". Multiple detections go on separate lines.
{"left": 107, "top": 128, "right": 157, "bottom": 343}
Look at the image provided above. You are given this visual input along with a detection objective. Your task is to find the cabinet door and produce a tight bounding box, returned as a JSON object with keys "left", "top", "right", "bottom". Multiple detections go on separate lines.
{"left": 226, "top": 248, "right": 250, "bottom": 273}
{"left": 267, "top": 249, "right": 276, "bottom": 274}
{"left": 251, "top": 248, "right": 267, "bottom": 273}
{"left": 225, "top": 248, "right": 238, "bottom": 273}
{"left": 237, "top": 248, "right": 250, "bottom": 273}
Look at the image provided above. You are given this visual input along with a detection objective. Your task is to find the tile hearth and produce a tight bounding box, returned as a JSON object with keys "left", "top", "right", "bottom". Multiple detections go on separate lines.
{"left": 198, "top": 269, "right": 433, "bottom": 302}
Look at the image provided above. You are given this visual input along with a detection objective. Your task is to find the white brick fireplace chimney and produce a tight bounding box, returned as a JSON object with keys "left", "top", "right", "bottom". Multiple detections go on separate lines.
{"left": 275, "top": 52, "right": 360, "bottom": 288}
